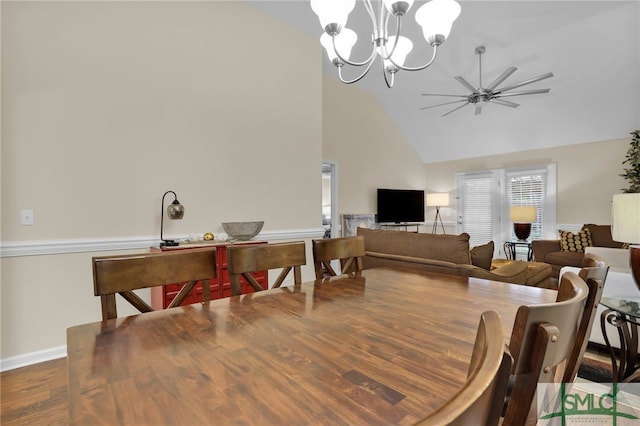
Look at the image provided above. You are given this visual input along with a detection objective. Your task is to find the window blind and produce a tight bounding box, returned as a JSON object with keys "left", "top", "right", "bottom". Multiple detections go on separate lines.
{"left": 458, "top": 173, "right": 494, "bottom": 247}
{"left": 506, "top": 170, "right": 546, "bottom": 240}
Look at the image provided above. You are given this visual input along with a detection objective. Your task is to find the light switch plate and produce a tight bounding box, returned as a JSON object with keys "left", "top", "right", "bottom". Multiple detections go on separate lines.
{"left": 21, "top": 209, "right": 34, "bottom": 225}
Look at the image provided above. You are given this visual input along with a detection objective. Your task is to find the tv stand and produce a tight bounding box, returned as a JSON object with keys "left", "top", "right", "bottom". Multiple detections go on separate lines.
{"left": 378, "top": 223, "right": 422, "bottom": 233}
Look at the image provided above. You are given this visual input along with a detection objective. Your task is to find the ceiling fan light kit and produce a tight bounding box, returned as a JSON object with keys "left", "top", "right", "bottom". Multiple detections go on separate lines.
{"left": 421, "top": 45, "right": 554, "bottom": 116}
{"left": 310, "top": 0, "right": 461, "bottom": 88}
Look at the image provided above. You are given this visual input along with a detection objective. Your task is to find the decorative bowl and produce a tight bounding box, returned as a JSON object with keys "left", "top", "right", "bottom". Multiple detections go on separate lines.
{"left": 222, "top": 221, "right": 264, "bottom": 241}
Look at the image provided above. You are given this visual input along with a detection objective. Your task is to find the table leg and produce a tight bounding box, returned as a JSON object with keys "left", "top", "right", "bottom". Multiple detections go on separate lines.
{"left": 503, "top": 242, "right": 515, "bottom": 260}
{"left": 601, "top": 309, "right": 620, "bottom": 382}
{"left": 601, "top": 308, "right": 640, "bottom": 382}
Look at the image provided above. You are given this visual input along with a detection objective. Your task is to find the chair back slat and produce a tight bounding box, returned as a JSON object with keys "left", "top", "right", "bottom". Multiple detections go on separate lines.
{"left": 503, "top": 271, "right": 589, "bottom": 424}
{"left": 312, "top": 236, "right": 365, "bottom": 280}
{"left": 562, "top": 252, "right": 610, "bottom": 383}
{"left": 415, "top": 311, "right": 512, "bottom": 426}
{"left": 93, "top": 248, "right": 217, "bottom": 320}
{"left": 227, "top": 241, "right": 306, "bottom": 294}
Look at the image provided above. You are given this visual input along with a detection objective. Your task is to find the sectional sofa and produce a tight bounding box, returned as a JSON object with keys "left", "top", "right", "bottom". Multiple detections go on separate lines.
{"left": 357, "top": 227, "right": 552, "bottom": 288}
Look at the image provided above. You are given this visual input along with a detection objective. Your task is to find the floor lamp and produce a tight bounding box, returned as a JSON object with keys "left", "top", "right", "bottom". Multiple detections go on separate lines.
{"left": 426, "top": 193, "right": 449, "bottom": 234}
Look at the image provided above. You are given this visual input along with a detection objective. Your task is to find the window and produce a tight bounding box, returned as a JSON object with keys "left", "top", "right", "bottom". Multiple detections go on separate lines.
{"left": 456, "top": 171, "right": 501, "bottom": 247}
{"left": 457, "top": 164, "right": 556, "bottom": 256}
{"left": 506, "top": 171, "right": 545, "bottom": 240}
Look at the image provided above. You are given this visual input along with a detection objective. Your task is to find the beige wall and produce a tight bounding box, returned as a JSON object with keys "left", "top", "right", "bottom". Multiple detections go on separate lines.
{"left": 425, "top": 137, "right": 631, "bottom": 227}
{"left": 1, "top": 1, "right": 322, "bottom": 360}
{"left": 322, "top": 76, "right": 428, "bottom": 231}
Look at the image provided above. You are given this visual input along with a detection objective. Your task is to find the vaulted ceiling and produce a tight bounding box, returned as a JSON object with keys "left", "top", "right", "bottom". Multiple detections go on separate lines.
{"left": 248, "top": 1, "right": 640, "bottom": 163}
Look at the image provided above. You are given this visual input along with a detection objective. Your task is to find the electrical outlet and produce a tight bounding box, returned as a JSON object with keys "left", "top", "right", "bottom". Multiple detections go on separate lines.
{"left": 21, "top": 209, "right": 34, "bottom": 225}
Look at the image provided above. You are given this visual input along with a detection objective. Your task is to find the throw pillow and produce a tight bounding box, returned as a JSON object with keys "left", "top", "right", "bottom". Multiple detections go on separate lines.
{"left": 582, "top": 224, "right": 625, "bottom": 248}
{"left": 559, "top": 229, "right": 592, "bottom": 252}
{"left": 470, "top": 241, "right": 494, "bottom": 270}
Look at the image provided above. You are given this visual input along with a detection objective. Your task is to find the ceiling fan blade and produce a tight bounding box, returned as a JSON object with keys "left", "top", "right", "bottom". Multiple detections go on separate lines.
{"left": 485, "top": 66, "right": 517, "bottom": 92}
{"left": 495, "top": 72, "right": 554, "bottom": 94}
{"left": 454, "top": 76, "right": 478, "bottom": 93}
{"left": 421, "top": 93, "right": 469, "bottom": 98}
{"left": 475, "top": 104, "right": 482, "bottom": 115}
{"left": 494, "top": 88, "right": 551, "bottom": 98}
{"left": 491, "top": 98, "right": 520, "bottom": 108}
{"left": 442, "top": 102, "right": 471, "bottom": 117}
{"left": 420, "top": 99, "right": 468, "bottom": 110}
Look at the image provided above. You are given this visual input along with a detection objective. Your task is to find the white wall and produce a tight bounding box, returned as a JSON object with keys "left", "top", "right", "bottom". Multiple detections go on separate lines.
{"left": 1, "top": 1, "right": 323, "bottom": 363}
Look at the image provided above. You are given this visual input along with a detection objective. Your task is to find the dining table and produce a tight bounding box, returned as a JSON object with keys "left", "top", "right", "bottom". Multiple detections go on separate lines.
{"left": 67, "top": 266, "right": 557, "bottom": 425}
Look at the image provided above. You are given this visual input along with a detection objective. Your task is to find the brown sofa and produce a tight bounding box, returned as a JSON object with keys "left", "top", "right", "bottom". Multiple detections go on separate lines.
{"left": 357, "top": 227, "right": 552, "bottom": 287}
{"left": 532, "top": 224, "right": 626, "bottom": 279}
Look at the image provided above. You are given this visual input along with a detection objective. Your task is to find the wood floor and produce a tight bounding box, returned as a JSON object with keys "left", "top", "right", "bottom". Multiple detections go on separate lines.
{"left": 1, "top": 358, "right": 68, "bottom": 425}
{"left": 0, "top": 347, "right": 614, "bottom": 425}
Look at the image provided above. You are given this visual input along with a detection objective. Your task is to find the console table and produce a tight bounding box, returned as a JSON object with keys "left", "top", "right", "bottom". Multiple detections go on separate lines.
{"left": 504, "top": 240, "right": 533, "bottom": 261}
{"left": 150, "top": 241, "right": 268, "bottom": 309}
{"left": 600, "top": 296, "right": 640, "bottom": 383}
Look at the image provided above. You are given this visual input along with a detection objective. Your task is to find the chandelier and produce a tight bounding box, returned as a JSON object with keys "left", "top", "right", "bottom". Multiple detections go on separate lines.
{"left": 310, "top": 0, "right": 461, "bottom": 88}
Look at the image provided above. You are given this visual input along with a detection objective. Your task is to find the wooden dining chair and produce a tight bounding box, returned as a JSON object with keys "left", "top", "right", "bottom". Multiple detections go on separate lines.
{"left": 226, "top": 241, "right": 306, "bottom": 296}
{"left": 561, "top": 252, "right": 610, "bottom": 383}
{"left": 312, "top": 236, "right": 365, "bottom": 280}
{"left": 93, "top": 248, "right": 217, "bottom": 321}
{"left": 415, "top": 310, "right": 513, "bottom": 426}
{"left": 502, "top": 271, "right": 589, "bottom": 425}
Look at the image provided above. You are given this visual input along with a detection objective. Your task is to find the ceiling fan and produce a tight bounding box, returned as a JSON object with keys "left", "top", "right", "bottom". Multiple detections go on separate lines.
{"left": 420, "top": 46, "right": 554, "bottom": 116}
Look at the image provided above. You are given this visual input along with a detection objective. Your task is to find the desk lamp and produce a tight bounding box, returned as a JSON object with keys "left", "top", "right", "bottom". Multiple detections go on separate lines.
{"left": 510, "top": 206, "right": 537, "bottom": 240}
{"left": 426, "top": 193, "right": 449, "bottom": 234}
{"left": 612, "top": 193, "right": 640, "bottom": 291}
{"left": 160, "top": 190, "right": 184, "bottom": 247}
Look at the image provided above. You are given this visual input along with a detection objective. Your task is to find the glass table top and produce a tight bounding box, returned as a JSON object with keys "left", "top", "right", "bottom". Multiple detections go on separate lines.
{"left": 601, "top": 296, "right": 640, "bottom": 318}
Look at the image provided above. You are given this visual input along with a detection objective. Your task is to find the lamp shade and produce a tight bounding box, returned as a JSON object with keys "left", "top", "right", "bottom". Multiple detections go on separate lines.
{"left": 426, "top": 193, "right": 449, "bottom": 207}
{"left": 415, "top": 0, "right": 461, "bottom": 44}
{"left": 380, "top": 36, "right": 413, "bottom": 69}
{"left": 167, "top": 199, "right": 184, "bottom": 220}
{"left": 612, "top": 193, "right": 640, "bottom": 244}
{"left": 310, "top": 0, "right": 356, "bottom": 31}
{"left": 320, "top": 29, "right": 357, "bottom": 62}
{"left": 510, "top": 206, "right": 536, "bottom": 223}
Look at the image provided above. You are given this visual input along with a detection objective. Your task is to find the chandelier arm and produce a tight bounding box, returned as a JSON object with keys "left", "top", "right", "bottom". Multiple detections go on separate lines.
{"left": 380, "top": 14, "right": 401, "bottom": 60}
{"left": 364, "top": 0, "right": 379, "bottom": 36}
{"left": 390, "top": 44, "right": 439, "bottom": 72}
{"left": 331, "top": 35, "right": 377, "bottom": 67}
{"left": 382, "top": 63, "right": 395, "bottom": 89}
{"left": 337, "top": 56, "right": 378, "bottom": 84}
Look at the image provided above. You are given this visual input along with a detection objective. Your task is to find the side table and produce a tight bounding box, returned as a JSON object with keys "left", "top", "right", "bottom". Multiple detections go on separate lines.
{"left": 600, "top": 296, "right": 640, "bottom": 383}
{"left": 503, "top": 240, "right": 533, "bottom": 261}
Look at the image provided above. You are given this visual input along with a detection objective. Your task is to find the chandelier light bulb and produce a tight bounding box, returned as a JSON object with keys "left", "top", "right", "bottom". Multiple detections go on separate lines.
{"left": 310, "top": 0, "right": 356, "bottom": 33}
{"left": 380, "top": 36, "right": 413, "bottom": 70}
{"left": 321, "top": 28, "right": 357, "bottom": 64}
{"left": 415, "top": 0, "right": 461, "bottom": 45}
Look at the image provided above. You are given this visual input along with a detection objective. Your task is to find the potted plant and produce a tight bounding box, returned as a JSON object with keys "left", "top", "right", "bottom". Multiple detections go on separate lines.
{"left": 620, "top": 130, "right": 640, "bottom": 193}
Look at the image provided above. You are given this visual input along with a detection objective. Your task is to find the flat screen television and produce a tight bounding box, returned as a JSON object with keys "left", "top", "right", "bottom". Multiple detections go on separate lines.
{"left": 376, "top": 188, "right": 425, "bottom": 224}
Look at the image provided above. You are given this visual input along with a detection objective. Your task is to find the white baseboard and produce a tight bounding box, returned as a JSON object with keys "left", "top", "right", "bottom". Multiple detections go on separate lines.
{"left": 1, "top": 345, "right": 67, "bottom": 372}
